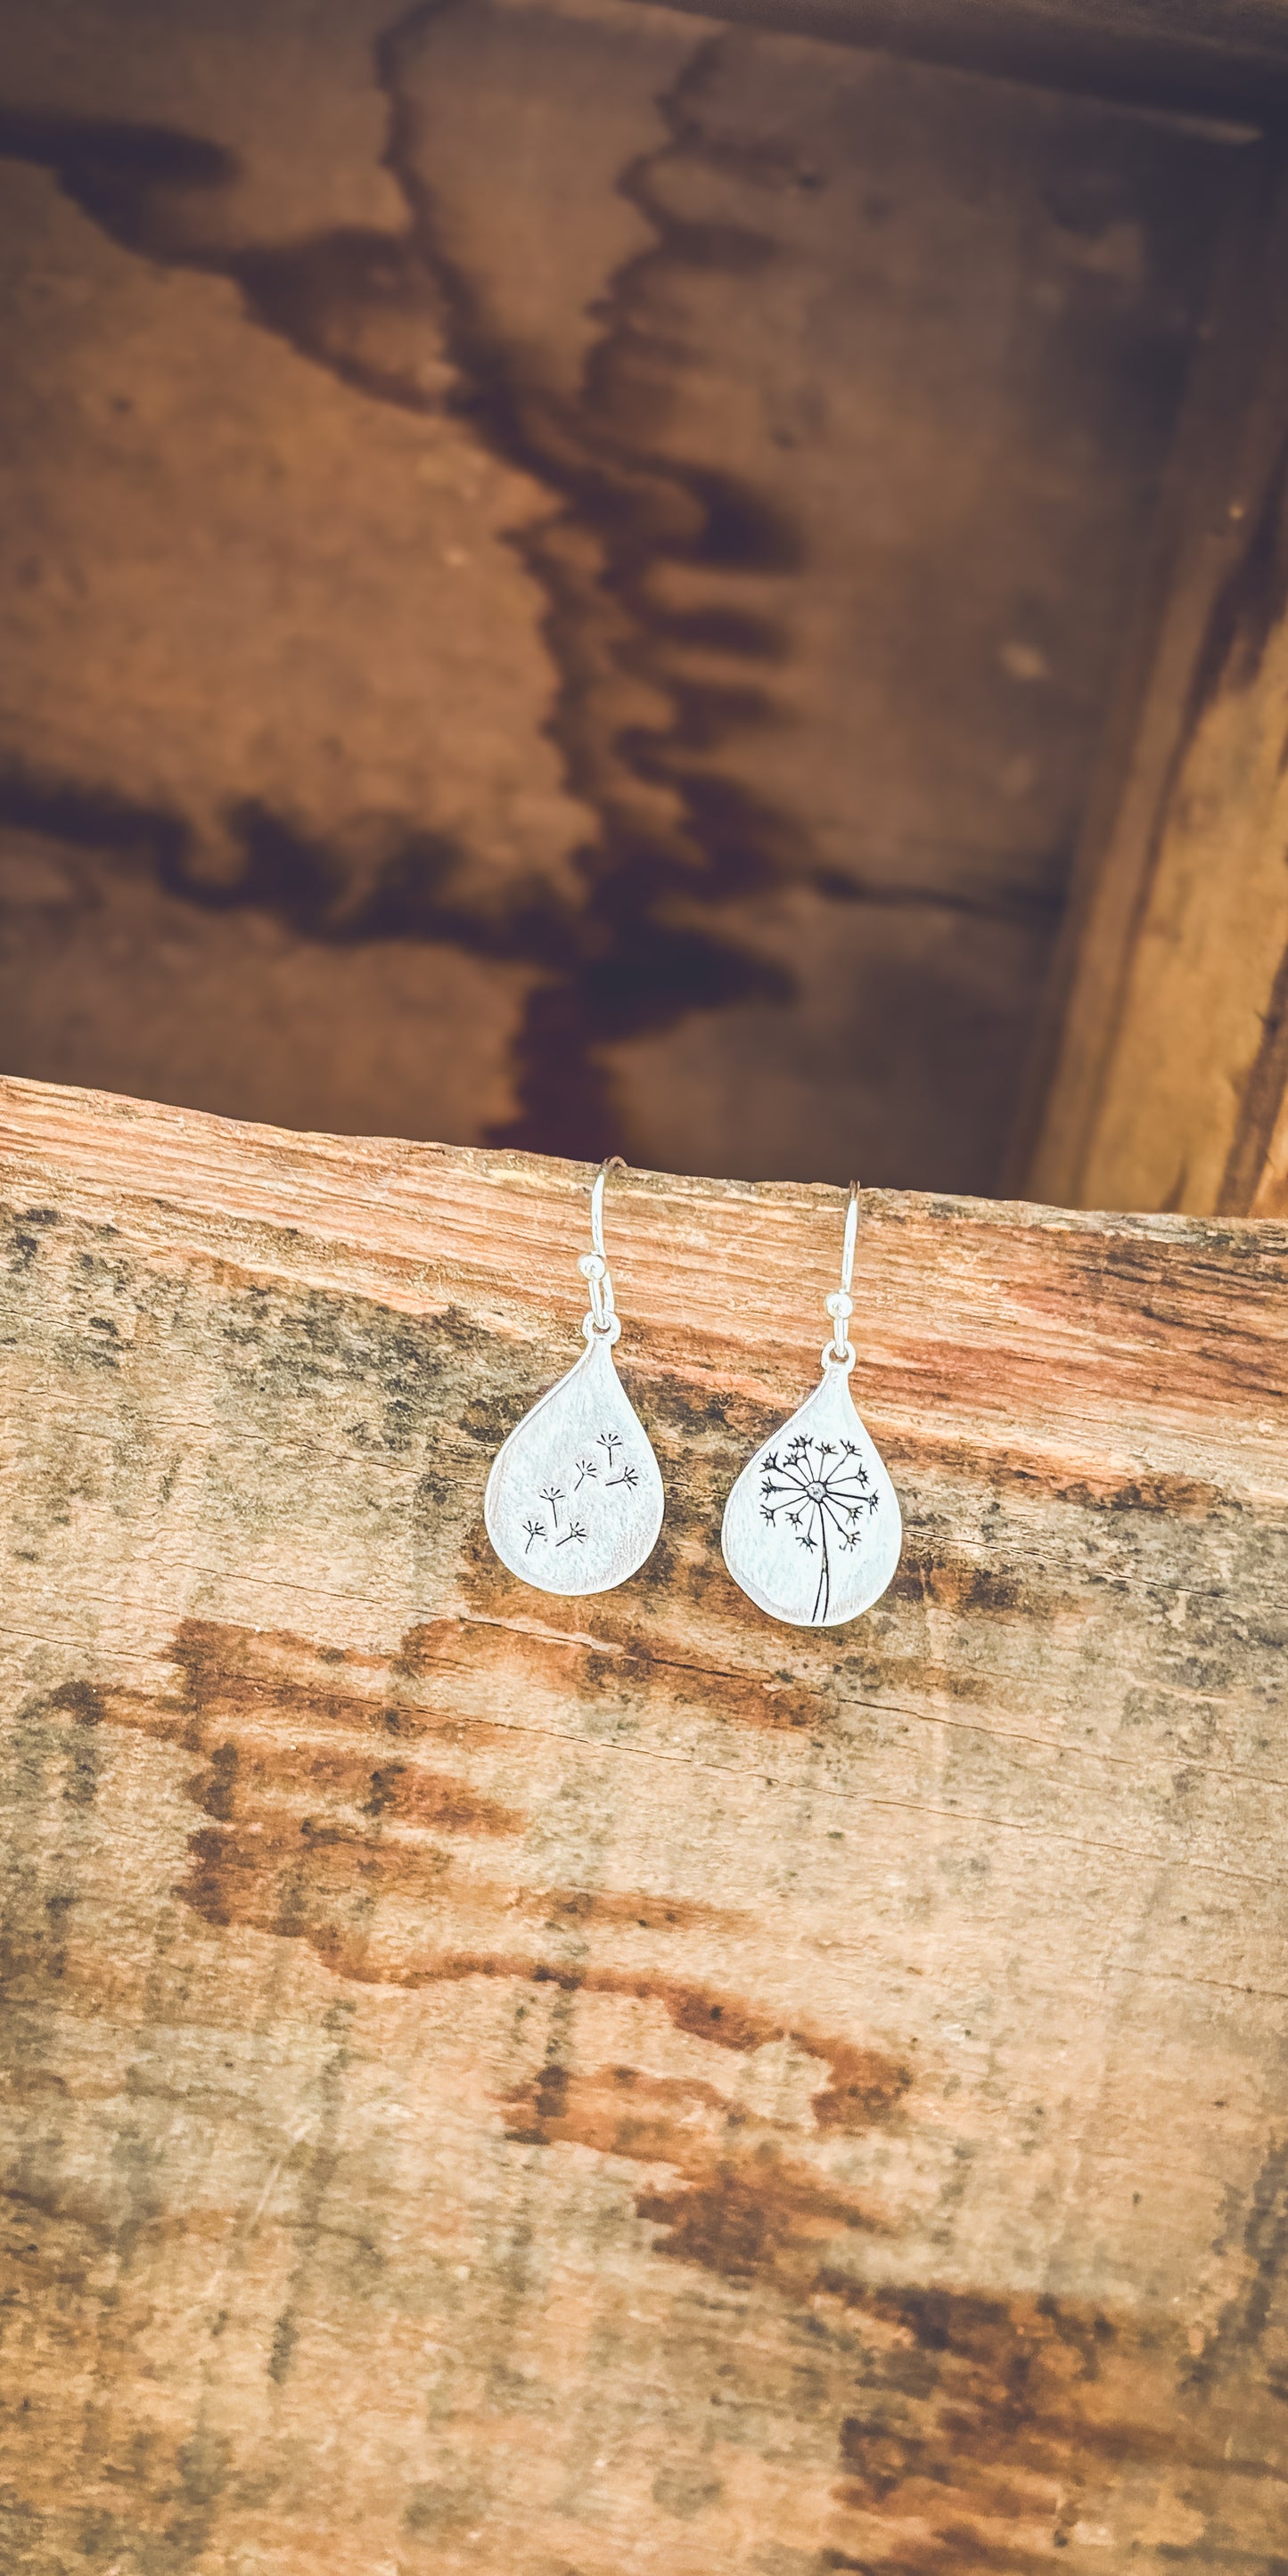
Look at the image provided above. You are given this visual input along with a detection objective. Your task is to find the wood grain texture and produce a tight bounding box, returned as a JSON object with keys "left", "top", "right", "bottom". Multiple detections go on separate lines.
{"left": 0, "top": 0, "right": 1246, "bottom": 1193}
{"left": 1, "top": 1074, "right": 1287, "bottom": 2574}
{"left": 1019, "top": 153, "right": 1288, "bottom": 1221}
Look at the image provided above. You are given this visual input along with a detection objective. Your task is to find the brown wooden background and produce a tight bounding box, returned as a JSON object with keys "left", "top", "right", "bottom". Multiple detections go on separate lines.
{"left": 5, "top": 0, "right": 1287, "bottom": 1205}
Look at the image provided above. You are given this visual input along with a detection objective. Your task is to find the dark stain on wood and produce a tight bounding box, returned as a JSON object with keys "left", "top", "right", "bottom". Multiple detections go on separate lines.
{"left": 1221, "top": 919, "right": 1288, "bottom": 1217}
{"left": 495, "top": 2079, "right": 1288, "bottom": 2567}
{"left": 45, "top": 1619, "right": 911, "bottom": 2139}
{"left": 0, "top": 105, "right": 446, "bottom": 415}
{"left": 4, "top": 1127, "right": 1286, "bottom": 2569}
{"left": 506, "top": 2060, "right": 888, "bottom": 2284}
{"left": 1187, "top": 425, "right": 1288, "bottom": 732}
{"left": 377, "top": 0, "right": 810, "bottom": 1159}
{"left": 0, "top": 45, "right": 799, "bottom": 1165}
{"left": 2, "top": 0, "right": 1218, "bottom": 1190}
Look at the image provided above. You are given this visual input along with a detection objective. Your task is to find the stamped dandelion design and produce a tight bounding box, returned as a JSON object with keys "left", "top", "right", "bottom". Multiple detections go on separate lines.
{"left": 721, "top": 1185, "right": 901, "bottom": 1629}
{"left": 484, "top": 1162, "right": 664, "bottom": 1598}
{"left": 756, "top": 1432, "right": 882, "bottom": 1623}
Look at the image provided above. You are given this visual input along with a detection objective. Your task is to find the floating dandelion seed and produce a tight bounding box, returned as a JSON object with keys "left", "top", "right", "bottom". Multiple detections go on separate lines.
{"left": 525, "top": 1428, "right": 640, "bottom": 1566}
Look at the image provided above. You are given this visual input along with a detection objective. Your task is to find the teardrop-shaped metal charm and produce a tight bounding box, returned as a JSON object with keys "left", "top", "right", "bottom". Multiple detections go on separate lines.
{"left": 721, "top": 1356, "right": 900, "bottom": 1627}
{"left": 485, "top": 1329, "right": 663, "bottom": 1596}
{"left": 484, "top": 1163, "right": 663, "bottom": 1598}
{"left": 721, "top": 1185, "right": 901, "bottom": 1628}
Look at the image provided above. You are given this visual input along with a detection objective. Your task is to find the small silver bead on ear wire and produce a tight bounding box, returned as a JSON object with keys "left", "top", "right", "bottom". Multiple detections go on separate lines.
{"left": 823, "top": 1179, "right": 859, "bottom": 1369}
{"left": 578, "top": 1155, "right": 627, "bottom": 1344}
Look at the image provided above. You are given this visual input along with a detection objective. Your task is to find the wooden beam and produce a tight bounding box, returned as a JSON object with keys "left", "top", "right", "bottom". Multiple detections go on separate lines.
{"left": 1, "top": 1077, "right": 1285, "bottom": 2568}
{"left": 635, "top": 0, "right": 1288, "bottom": 120}
{"left": 1018, "top": 149, "right": 1288, "bottom": 1217}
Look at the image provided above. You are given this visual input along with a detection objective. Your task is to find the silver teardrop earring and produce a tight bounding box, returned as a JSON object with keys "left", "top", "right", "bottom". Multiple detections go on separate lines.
{"left": 721, "top": 1184, "right": 901, "bottom": 1628}
{"left": 484, "top": 1159, "right": 664, "bottom": 1596}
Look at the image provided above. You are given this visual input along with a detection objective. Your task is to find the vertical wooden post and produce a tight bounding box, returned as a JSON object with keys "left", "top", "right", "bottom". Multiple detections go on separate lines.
{"left": 1017, "top": 145, "right": 1288, "bottom": 1217}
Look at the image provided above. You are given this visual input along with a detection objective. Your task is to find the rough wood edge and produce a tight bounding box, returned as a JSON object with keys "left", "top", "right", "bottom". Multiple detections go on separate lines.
{"left": 3, "top": 1075, "right": 1284, "bottom": 1520}
{"left": 4, "top": 1071, "right": 1285, "bottom": 1250}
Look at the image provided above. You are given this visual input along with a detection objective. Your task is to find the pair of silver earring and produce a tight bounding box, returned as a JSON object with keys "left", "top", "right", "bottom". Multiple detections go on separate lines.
{"left": 483, "top": 1167, "right": 901, "bottom": 1629}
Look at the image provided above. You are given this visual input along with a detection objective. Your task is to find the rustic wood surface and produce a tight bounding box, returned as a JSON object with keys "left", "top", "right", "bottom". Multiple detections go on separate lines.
{"left": 2, "top": 1074, "right": 1287, "bottom": 2574}
{"left": 1020, "top": 151, "right": 1288, "bottom": 1223}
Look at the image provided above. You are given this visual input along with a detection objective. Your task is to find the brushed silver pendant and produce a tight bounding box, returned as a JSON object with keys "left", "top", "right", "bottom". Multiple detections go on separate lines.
{"left": 721, "top": 1188, "right": 901, "bottom": 1628}
{"left": 484, "top": 1165, "right": 663, "bottom": 1597}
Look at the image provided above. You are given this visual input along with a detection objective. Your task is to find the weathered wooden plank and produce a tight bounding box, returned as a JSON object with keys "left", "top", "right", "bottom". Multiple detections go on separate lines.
{"left": 1, "top": 1075, "right": 1286, "bottom": 2573}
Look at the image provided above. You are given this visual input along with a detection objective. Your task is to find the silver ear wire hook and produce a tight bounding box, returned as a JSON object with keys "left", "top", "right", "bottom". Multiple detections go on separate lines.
{"left": 580, "top": 1157, "right": 627, "bottom": 1342}
{"left": 824, "top": 1180, "right": 859, "bottom": 1367}
{"left": 588, "top": 1155, "right": 626, "bottom": 1262}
